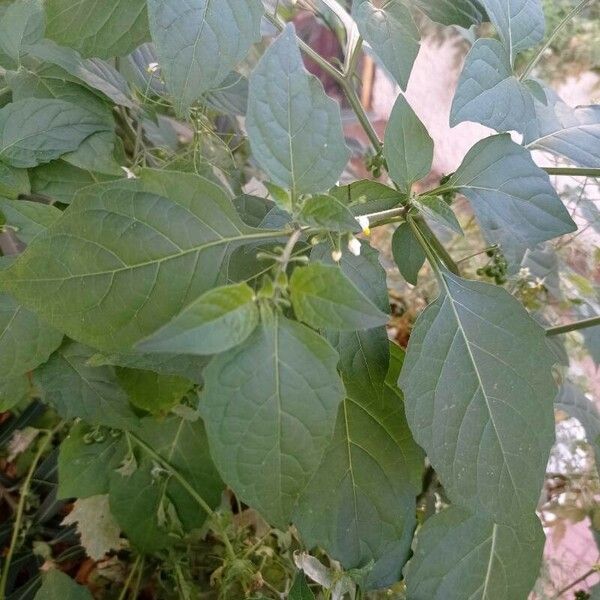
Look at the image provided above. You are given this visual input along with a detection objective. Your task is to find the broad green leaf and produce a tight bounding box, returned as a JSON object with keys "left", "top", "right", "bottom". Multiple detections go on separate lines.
{"left": 290, "top": 572, "right": 316, "bottom": 600}
{"left": 0, "top": 0, "right": 44, "bottom": 61}
{"left": 28, "top": 39, "right": 135, "bottom": 108}
{"left": 116, "top": 368, "right": 192, "bottom": 414}
{"left": 450, "top": 39, "right": 535, "bottom": 133}
{"left": 201, "top": 314, "right": 345, "bottom": 526}
{"left": 34, "top": 570, "right": 92, "bottom": 600}
{"left": 312, "top": 240, "right": 391, "bottom": 399}
{"left": 295, "top": 345, "right": 423, "bottom": 590}
{"left": 45, "top": 0, "right": 149, "bottom": 59}
{"left": 30, "top": 160, "right": 117, "bottom": 204}
{"left": 524, "top": 87, "right": 600, "bottom": 169}
{"left": 555, "top": 382, "right": 600, "bottom": 466}
{"left": 392, "top": 222, "right": 426, "bottom": 285}
{"left": 0, "top": 98, "right": 110, "bottom": 168}
{"left": 329, "top": 180, "right": 403, "bottom": 215}
{"left": 2, "top": 172, "right": 285, "bottom": 351}
{"left": 0, "top": 198, "right": 61, "bottom": 244}
{"left": 352, "top": 0, "right": 420, "bottom": 90}
{"left": 136, "top": 283, "right": 259, "bottom": 356}
{"left": 290, "top": 263, "right": 389, "bottom": 331}
{"left": 0, "top": 163, "right": 30, "bottom": 198}
{"left": 384, "top": 95, "right": 433, "bottom": 194}
{"left": 411, "top": 0, "right": 487, "bottom": 28}
{"left": 414, "top": 196, "right": 463, "bottom": 236}
{"left": 405, "top": 506, "right": 545, "bottom": 599}
{"left": 58, "top": 422, "right": 127, "bottom": 499}
{"left": 399, "top": 269, "right": 557, "bottom": 524}
{"left": 480, "top": 0, "right": 545, "bottom": 64}
{"left": 110, "top": 414, "right": 224, "bottom": 550}
{"left": 298, "top": 194, "right": 359, "bottom": 232}
{"left": 521, "top": 244, "right": 561, "bottom": 298}
{"left": 0, "top": 375, "right": 30, "bottom": 412}
{"left": 203, "top": 72, "right": 249, "bottom": 116}
{"left": 147, "top": 0, "right": 263, "bottom": 116}
{"left": 35, "top": 341, "right": 140, "bottom": 430}
{"left": 6, "top": 66, "right": 122, "bottom": 175}
{"left": 446, "top": 134, "right": 576, "bottom": 265}
{"left": 0, "top": 290, "right": 62, "bottom": 379}
{"left": 246, "top": 25, "right": 349, "bottom": 195}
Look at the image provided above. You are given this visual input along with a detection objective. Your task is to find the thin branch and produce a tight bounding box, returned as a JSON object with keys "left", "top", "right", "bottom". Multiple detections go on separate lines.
{"left": 546, "top": 315, "right": 600, "bottom": 337}
{"left": 543, "top": 167, "right": 600, "bottom": 178}
{"left": 551, "top": 566, "right": 598, "bottom": 599}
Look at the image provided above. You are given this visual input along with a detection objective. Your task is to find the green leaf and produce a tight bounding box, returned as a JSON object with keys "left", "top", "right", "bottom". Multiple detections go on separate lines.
{"left": 298, "top": 194, "right": 359, "bottom": 232}
{"left": 0, "top": 289, "right": 62, "bottom": 379}
{"left": 110, "top": 414, "right": 223, "bottom": 550}
{"left": 201, "top": 314, "right": 345, "bottom": 526}
{"left": 0, "top": 163, "right": 30, "bottom": 199}
{"left": 203, "top": 72, "right": 249, "bottom": 116}
{"left": 0, "top": 375, "right": 30, "bottom": 412}
{"left": 384, "top": 95, "right": 433, "bottom": 194}
{"left": 411, "top": 0, "right": 487, "bottom": 28}
{"left": 0, "top": 0, "right": 44, "bottom": 61}
{"left": 295, "top": 345, "right": 424, "bottom": 590}
{"left": 399, "top": 269, "right": 557, "bottom": 524}
{"left": 35, "top": 341, "right": 140, "bottom": 430}
{"left": 555, "top": 382, "right": 600, "bottom": 467}
{"left": 45, "top": 0, "right": 149, "bottom": 59}
{"left": 147, "top": 0, "right": 263, "bottom": 116}
{"left": 480, "top": 0, "right": 545, "bottom": 64}
{"left": 136, "top": 283, "right": 259, "bottom": 356}
{"left": 450, "top": 39, "right": 535, "bottom": 134}
{"left": 290, "top": 263, "right": 389, "bottom": 331}
{"left": 392, "top": 222, "right": 426, "bottom": 285}
{"left": 0, "top": 98, "right": 110, "bottom": 168}
{"left": 446, "top": 134, "right": 576, "bottom": 265}
{"left": 329, "top": 180, "right": 403, "bottom": 215}
{"left": 0, "top": 198, "right": 61, "bottom": 244}
{"left": 27, "top": 39, "right": 135, "bottom": 108}
{"left": 2, "top": 172, "right": 285, "bottom": 351}
{"left": 34, "top": 570, "right": 93, "bottom": 600}
{"left": 413, "top": 196, "right": 463, "bottom": 236}
{"left": 246, "top": 25, "right": 349, "bottom": 195}
{"left": 524, "top": 87, "right": 600, "bottom": 169}
{"left": 352, "top": 0, "right": 420, "bottom": 90}
{"left": 289, "top": 572, "right": 316, "bottom": 600}
{"left": 116, "top": 368, "right": 192, "bottom": 414}
{"left": 30, "top": 160, "right": 117, "bottom": 204}
{"left": 58, "top": 422, "right": 127, "bottom": 499}
{"left": 405, "top": 506, "right": 544, "bottom": 599}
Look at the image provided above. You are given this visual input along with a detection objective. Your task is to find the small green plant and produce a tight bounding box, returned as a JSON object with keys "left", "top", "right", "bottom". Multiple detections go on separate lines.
{"left": 0, "top": 0, "right": 598, "bottom": 598}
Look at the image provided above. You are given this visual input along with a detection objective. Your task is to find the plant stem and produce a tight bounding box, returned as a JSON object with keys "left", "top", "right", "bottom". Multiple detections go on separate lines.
{"left": 520, "top": 0, "right": 592, "bottom": 81}
{"left": 543, "top": 166, "right": 600, "bottom": 178}
{"left": 127, "top": 433, "right": 237, "bottom": 562}
{"left": 413, "top": 216, "right": 460, "bottom": 275}
{"left": 546, "top": 315, "right": 600, "bottom": 337}
{"left": 0, "top": 422, "right": 64, "bottom": 597}
{"left": 408, "top": 215, "right": 442, "bottom": 276}
{"left": 341, "top": 79, "right": 382, "bottom": 152}
{"left": 551, "top": 566, "right": 598, "bottom": 598}
{"left": 117, "top": 555, "right": 142, "bottom": 600}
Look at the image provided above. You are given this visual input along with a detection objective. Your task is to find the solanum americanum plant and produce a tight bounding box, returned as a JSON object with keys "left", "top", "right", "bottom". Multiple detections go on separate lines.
{"left": 0, "top": 0, "right": 598, "bottom": 598}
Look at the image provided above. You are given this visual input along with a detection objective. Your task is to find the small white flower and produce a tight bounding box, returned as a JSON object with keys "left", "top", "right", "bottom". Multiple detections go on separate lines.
{"left": 356, "top": 215, "right": 371, "bottom": 235}
{"left": 518, "top": 267, "right": 531, "bottom": 279}
{"left": 121, "top": 167, "right": 137, "bottom": 179}
{"left": 147, "top": 62, "right": 160, "bottom": 74}
{"left": 348, "top": 236, "right": 361, "bottom": 256}
{"left": 331, "top": 249, "right": 343, "bottom": 263}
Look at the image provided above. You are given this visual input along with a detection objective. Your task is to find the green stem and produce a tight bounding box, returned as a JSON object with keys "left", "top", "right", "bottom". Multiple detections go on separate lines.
{"left": 0, "top": 422, "right": 64, "bottom": 598}
{"left": 546, "top": 315, "right": 600, "bottom": 336}
{"left": 543, "top": 166, "right": 600, "bottom": 178}
{"left": 414, "top": 216, "right": 460, "bottom": 275}
{"left": 128, "top": 433, "right": 237, "bottom": 562}
{"left": 551, "top": 566, "right": 598, "bottom": 599}
{"left": 117, "top": 555, "right": 142, "bottom": 600}
{"left": 341, "top": 79, "right": 382, "bottom": 152}
{"left": 520, "top": 0, "right": 592, "bottom": 81}
{"left": 408, "top": 215, "right": 443, "bottom": 276}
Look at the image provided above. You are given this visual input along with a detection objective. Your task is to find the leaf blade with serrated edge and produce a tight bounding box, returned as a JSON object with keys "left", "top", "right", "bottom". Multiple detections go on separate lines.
{"left": 446, "top": 134, "right": 576, "bottom": 266}
{"left": 201, "top": 314, "right": 345, "bottom": 526}
{"left": 1, "top": 172, "right": 286, "bottom": 351}
{"left": 147, "top": 0, "right": 263, "bottom": 116}
{"left": 246, "top": 25, "right": 349, "bottom": 195}
{"left": 290, "top": 263, "right": 389, "bottom": 331}
{"left": 399, "top": 269, "right": 557, "bottom": 524}
{"left": 384, "top": 95, "right": 433, "bottom": 194}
